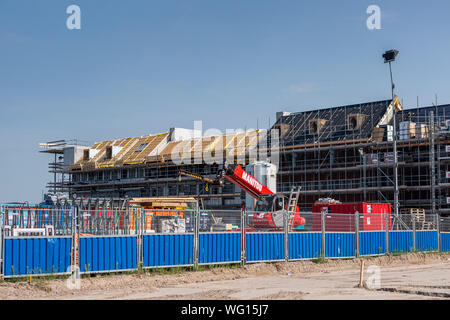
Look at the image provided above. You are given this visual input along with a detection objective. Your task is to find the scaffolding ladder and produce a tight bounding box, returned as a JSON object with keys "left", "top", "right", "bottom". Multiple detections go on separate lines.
{"left": 287, "top": 186, "right": 301, "bottom": 231}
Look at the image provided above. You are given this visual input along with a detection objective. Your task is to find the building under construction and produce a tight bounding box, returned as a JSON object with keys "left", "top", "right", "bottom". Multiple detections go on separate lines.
{"left": 40, "top": 96, "right": 450, "bottom": 216}
{"left": 275, "top": 97, "right": 450, "bottom": 216}
{"left": 41, "top": 128, "right": 267, "bottom": 209}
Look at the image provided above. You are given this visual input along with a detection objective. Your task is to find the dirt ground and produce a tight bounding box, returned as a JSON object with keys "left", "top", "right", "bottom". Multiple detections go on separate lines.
{"left": 1, "top": 252, "right": 450, "bottom": 300}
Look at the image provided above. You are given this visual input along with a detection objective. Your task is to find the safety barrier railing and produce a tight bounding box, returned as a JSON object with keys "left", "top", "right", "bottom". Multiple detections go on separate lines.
{"left": 1, "top": 207, "right": 449, "bottom": 278}
{"left": 197, "top": 210, "right": 242, "bottom": 265}
{"left": 1, "top": 207, "right": 73, "bottom": 236}
{"left": 141, "top": 209, "right": 194, "bottom": 269}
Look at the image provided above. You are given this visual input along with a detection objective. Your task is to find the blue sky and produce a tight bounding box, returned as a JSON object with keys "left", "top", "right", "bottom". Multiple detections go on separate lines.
{"left": 1, "top": 0, "right": 450, "bottom": 203}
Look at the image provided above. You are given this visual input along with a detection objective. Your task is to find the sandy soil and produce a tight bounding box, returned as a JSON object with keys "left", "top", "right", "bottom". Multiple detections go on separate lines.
{"left": 1, "top": 252, "right": 449, "bottom": 300}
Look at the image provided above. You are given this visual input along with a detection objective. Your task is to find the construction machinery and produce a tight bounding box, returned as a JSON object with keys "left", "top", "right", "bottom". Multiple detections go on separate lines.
{"left": 178, "top": 163, "right": 305, "bottom": 231}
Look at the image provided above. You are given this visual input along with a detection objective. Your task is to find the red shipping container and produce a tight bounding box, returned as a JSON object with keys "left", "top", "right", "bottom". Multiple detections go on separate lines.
{"left": 311, "top": 202, "right": 391, "bottom": 232}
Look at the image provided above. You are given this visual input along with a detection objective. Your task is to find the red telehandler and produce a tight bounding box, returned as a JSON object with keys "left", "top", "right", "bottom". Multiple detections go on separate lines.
{"left": 178, "top": 163, "right": 305, "bottom": 231}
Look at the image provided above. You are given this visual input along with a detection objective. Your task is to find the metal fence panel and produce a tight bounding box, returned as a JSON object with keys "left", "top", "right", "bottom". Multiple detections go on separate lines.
{"left": 197, "top": 210, "right": 242, "bottom": 232}
{"left": 288, "top": 232, "right": 321, "bottom": 260}
{"left": 359, "top": 231, "right": 386, "bottom": 256}
{"left": 2, "top": 207, "right": 73, "bottom": 236}
{"left": 246, "top": 232, "right": 284, "bottom": 262}
{"left": 389, "top": 231, "right": 414, "bottom": 253}
{"left": 79, "top": 236, "right": 137, "bottom": 273}
{"left": 198, "top": 232, "right": 241, "bottom": 264}
{"left": 3, "top": 236, "right": 71, "bottom": 277}
{"left": 245, "top": 211, "right": 287, "bottom": 233}
{"left": 441, "top": 233, "right": 450, "bottom": 252}
{"left": 79, "top": 208, "right": 138, "bottom": 236}
{"left": 325, "top": 233, "right": 355, "bottom": 258}
{"left": 442, "top": 217, "right": 450, "bottom": 233}
{"left": 416, "top": 230, "right": 438, "bottom": 252}
{"left": 143, "top": 234, "right": 194, "bottom": 268}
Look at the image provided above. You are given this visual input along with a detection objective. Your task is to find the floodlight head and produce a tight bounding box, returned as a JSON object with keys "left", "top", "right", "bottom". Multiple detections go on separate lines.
{"left": 383, "top": 49, "right": 399, "bottom": 63}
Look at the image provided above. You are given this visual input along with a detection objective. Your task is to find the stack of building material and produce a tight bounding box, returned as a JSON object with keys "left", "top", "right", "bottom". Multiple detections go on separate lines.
{"left": 211, "top": 223, "right": 234, "bottom": 231}
{"left": 399, "top": 208, "right": 434, "bottom": 230}
{"left": 399, "top": 121, "right": 416, "bottom": 140}
{"left": 160, "top": 217, "right": 186, "bottom": 233}
{"left": 415, "top": 124, "right": 429, "bottom": 139}
{"left": 315, "top": 198, "right": 341, "bottom": 205}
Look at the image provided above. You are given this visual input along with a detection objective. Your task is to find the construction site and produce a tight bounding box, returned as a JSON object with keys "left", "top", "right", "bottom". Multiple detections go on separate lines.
{"left": 1, "top": 93, "right": 450, "bottom": 300}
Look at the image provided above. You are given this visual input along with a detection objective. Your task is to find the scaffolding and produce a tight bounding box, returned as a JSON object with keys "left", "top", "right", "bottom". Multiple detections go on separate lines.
{"left": 276, "top": 103, "right": 450, "bottom": 217}
{"left": 39, "top": 140, "right": 90, "bottom": 196}
{"left": 63, "top": 130, "right": 266, "bottom": 210}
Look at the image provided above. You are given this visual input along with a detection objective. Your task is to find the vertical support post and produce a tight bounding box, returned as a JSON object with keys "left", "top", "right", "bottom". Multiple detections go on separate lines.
{"left": 71, "top": 205, "right": 79, "bottom": 276}
{"left": 76, "top": 205, "right": 80, "bottom": 271}
{"left": 71, "top": 206, "right": 75, "bottom": 273}
{"left": 430, "top": 111, "right": 436, "bottom": 216}
{"left": 321, "top": 210, "right": 326, "bottom": 258}
{"left": 437, "top": 213, "right": 441, "bottom": 252}
{"left": 284, "top": 209, "right": 289, "bottom": 262}
{"left": 355, "top": 211, "right": 360, "bottom": 258}
{"left": 362, "top": 152, "right": 367, "bottom": 202}
{"left": 412, "top": 211, "right": 416, "bottom": 252}
{"left": 142, "top": 208, "right": 145, "bottom": 261}
{"left": 193, "top": 203, "right": 199, "bottom": 269}
{"left": 142, "top": 207, "right": 145, "bottom": 263}
{"left": 95, "top": 202, "right": 99, "bottom": 236}
{"left": 138, "top": 208, "right": 143, "bottom": 267}
{"left": 125, "top": 203, "right": 130, "bottom": 236}
{"left": 240, "top": 208, "right": 246, "bottom": 266}
{"left": 390, "top": 63, "right": 400, "bottom": 228}
{"left": 385, "top": 211, "right": 390, "bottom": 254}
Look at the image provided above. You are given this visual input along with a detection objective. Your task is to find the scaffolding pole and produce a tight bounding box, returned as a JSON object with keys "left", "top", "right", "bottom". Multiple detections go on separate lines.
{"left": 430, "top": 111, "right": 436, "bottom": 215}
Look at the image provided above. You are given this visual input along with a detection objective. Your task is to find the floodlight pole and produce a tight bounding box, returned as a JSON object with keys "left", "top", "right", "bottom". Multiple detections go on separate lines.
{"left": 388, "top": 60, "right": 400, "bottom": 228}
{"left": 388, "top": 61, "right": 394, "bottom": 100}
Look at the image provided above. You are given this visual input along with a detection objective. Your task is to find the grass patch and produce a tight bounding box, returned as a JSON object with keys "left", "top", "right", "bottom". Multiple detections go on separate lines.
{"left": 4, "top": 276, "right": 29, "bottom": 283}
{"left": 4, "top": 273, "right": 69, "bottom": 283}
{"left": 144, "top": 266, "right": 192, "bottom": 275}
{"left": 311, "top": 255, "right": 328, "bottom": 264}
{"left": 196, "top": 263, "right": 241, "bottom": 272}
{"left": 136, "top": 263, "right": 242, "bottom": 275}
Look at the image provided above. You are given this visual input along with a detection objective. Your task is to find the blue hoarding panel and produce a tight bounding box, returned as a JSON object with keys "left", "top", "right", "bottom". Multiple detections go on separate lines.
{"left": 246, "top": 233, "right": 284, "bottom": 262}
{"left": 288, "top": 232, "right": 321, "bottom": 260}
{"left": 325, "top": 233, "right": 355, "bottom": 258}
{"left": 143, "top": 234, "right": 194, "bottom": 267}
{"left": 389, "top": 231, "right": 414, "bottom": 253}
{"left": 79, "top": 236, "right": 137, "bottom": 273}
{"left": 442, "top": 233, "right": 450, "bottom": 252}
{"left": 359, "top": 231, "right": 386, "bottom": 256}
{"left": 4, "top": 237, "right": 71, "bottom": 276}
{"left": 416, "top": 231, "right": 438, "bottom": 252}
{"left": 199, "top": 233, "right": 241, "bottom": 264}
